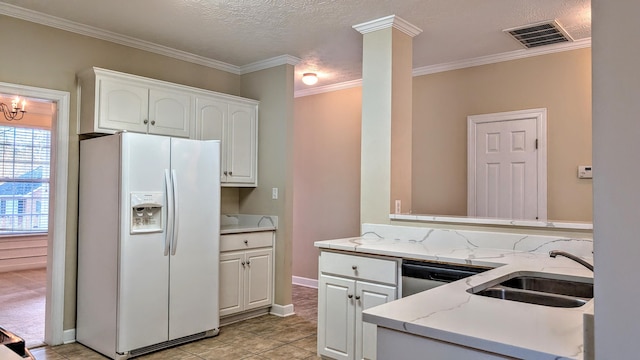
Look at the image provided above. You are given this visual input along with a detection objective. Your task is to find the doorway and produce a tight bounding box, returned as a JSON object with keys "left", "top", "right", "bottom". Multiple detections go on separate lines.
{"left": 467, "top": 108, "right": 547, "bottom": 220}
{"left": 0, "top": 97, "right": 54, "bottom": 347}
{"left": 0, "top": 82, "right": 70, "bottom": 346}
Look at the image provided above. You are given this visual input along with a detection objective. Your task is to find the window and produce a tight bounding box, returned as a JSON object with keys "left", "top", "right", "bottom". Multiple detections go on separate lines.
{"left": 0, "top": 126, "right": 51, "bottom": 234}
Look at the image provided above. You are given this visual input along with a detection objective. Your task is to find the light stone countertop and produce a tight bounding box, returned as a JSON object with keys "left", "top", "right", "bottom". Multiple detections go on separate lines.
{"left": 315, "top": 233, "right": 594, "bottom": 360}
{"left": 220, "top": 214, "right": 277, "bottom": 234}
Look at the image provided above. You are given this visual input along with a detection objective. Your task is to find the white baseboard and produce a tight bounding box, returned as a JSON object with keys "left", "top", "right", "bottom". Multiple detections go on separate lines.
{"left": 269, "top": 303, "right": 295, "bottom": 317}
{"left": 292, "top": 276, "right": 318, "bottom": 289}
{"left": 62, "top": 329, "right": 76, "bottom": 344}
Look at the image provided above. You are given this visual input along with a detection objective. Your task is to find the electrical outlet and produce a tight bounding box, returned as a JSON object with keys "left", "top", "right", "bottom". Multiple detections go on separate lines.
{"left": 395, "top": 200, "right": 401, "bottom": 214}
{"left": 272, "top": 187, "right": 278, "bottom": 200}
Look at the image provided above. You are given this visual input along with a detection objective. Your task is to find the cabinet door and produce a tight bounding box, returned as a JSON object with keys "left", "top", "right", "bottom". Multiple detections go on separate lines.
{"left": 98, "top": 78, "right": 149, "bottom": 133}
{"left": 318, "top": 274, "right": 356, "bottom": 360}
{"left": 227, "top": 102, "right": 257, "bottom": 185}
{"left": 195, "top": 97, "right": 228, "bottom": 182}
{"left": 219, "top": 251, "right": 244, "bottom": 317}
{"left": 244, "top": 248, "right": 272, "bottom": 311}
{"left": 149, "top": 88, "right": 192, "bottom": 138}
{"left": 355, "top": 281, "right": 397, "bottom": 360}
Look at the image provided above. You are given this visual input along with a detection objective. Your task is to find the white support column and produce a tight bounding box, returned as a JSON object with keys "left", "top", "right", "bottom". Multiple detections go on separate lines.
{"left": 353, "top": 15, "right": 422, "bottom": 225}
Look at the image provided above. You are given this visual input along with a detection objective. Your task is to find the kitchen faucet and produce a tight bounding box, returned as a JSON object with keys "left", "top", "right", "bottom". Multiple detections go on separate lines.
{"left": 549, "top": 250, "right": 594, "bottom": 271}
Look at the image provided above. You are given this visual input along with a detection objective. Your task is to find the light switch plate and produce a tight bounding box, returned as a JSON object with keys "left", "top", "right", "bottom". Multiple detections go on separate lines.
{"left": 578, "top": 165, "right": 593, "bottom": 179}
{"left": 272, "top": 187, "right": 278, "bottom": 200}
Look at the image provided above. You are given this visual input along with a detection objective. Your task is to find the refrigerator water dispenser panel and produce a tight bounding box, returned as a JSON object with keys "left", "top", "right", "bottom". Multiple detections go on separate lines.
{"left": 130, "top": 192, "right": 164, "bottom": 234}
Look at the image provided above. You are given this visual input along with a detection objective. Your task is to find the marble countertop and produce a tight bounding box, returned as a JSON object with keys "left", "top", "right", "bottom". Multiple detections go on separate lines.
{"left": 315, "top": 233, "right": 594, "bottom": 360}
{"left": 220, "top": 214, "right": 277, "bottom": 234}
{"left": 389, "top": 213, "right": 593, "bottom": 230}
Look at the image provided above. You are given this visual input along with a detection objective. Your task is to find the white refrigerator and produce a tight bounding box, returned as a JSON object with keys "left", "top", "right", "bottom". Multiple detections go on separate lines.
{"left": 76, "top": 132, "right": 221, "bottom": 359}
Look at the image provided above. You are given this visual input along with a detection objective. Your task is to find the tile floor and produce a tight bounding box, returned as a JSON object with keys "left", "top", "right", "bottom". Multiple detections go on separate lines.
{"left": 29, "top": 285, "right": 319, "bottom": 360}
{"left": 0, "top": 268, "right": 46, "bottom": 348}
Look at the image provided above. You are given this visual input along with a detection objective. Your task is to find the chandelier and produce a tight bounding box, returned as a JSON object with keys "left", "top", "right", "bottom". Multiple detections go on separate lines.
{"left": 0, "top": 97, "right": 27, "bottom": 121}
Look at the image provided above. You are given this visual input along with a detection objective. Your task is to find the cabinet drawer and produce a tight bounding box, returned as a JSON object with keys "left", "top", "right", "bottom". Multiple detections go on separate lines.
{"left": 319, "top": 251, "right": 398, "bottom": 285}
{"left": 220, "top": 231, "right": 273, "bottom": 252}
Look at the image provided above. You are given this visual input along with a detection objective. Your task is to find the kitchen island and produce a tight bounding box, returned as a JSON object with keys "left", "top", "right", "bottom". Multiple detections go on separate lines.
{"left": 315, "top": 223, "right": 593, "bottom": 360}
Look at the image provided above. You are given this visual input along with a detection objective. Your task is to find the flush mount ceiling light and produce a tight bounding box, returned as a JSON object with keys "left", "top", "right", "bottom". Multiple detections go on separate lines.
{"left": 302, "top": 73, "right": 318, "bottom": 86}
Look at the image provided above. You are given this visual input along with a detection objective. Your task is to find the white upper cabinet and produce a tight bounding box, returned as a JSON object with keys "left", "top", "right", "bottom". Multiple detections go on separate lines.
{"left": 78, "top": 67, "right": 259, "bottom": 187}
{"left": 78, "top": 68, "right": 192, "bottom": 138}
{"left": 148, "top": 88, "right": 191, "bottom": 137}
{"left": 195, "top": 95, "right": 258, "bottom": 187}
{"left": 96, "top": 78, "right": 149, "bottom": 133}
{"left": 227, "top": 102, "right": 257, "bottom": 185}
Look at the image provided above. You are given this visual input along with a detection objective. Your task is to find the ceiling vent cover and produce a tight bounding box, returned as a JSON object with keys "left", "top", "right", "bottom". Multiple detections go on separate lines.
{"left": 504, "top": 20, "right": 573, "bottom": 49}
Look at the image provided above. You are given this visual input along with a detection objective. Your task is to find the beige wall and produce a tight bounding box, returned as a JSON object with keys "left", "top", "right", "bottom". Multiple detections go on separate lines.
{"left": 239, "top": 65, "right": 295, "bottom": 306}
{"left": 0, "top": 15, "right": 245, "bottom": 330}
{"left": 412, "top": 48, "right": 592, "bottom": 221}
{"left": 292, "top": 48, "right": 593, "bottom": 283}
{"left": 292, "top": 87, "right": 362, "bottom": 280}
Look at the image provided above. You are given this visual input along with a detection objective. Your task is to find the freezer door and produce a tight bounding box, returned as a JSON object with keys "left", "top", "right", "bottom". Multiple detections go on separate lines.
{"left": 117, "top": 133, "right": 171, "bottom": 352}
{"left": 168, "top": 138, "right": 221, "bottom": 340}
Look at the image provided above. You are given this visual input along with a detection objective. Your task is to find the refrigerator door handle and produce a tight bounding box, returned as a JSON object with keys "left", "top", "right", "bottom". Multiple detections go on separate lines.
{"left": 164, "top": 169, "right": 173, "bottom": 256}
{"left": 171, "top": 169, "right": 180, "bottom": 256}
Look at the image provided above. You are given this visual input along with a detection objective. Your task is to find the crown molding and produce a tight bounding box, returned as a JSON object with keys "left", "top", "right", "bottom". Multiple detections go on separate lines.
{"left": 0, "top": 3, "right": 242, "bottom": 74}
{"left": 296, "top": 38, "right": 591, "bottom": 97}
{"left": 240, "top": 55, "right": 302, "bottom": 75}
{"left": 353, "top": 15, "right": 422, "bottom": 37}
{"left": 295, "top": 79, "right": 362, "bottom": 98}
{"left": 413, "top": 37, "right": 592, "bottom": 76}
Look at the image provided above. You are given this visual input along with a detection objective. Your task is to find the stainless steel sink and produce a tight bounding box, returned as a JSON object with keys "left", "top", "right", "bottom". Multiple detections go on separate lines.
{"left": 468, "top": 273, "right": 593, "bottom": 308}
{"left": 500, "top": 275, "right": 593, "bottom": 298}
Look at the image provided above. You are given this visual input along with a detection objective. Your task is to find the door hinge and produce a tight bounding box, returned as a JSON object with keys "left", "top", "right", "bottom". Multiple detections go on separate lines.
{"left": 535, "top": 139, "right": 538, "bottom": 150}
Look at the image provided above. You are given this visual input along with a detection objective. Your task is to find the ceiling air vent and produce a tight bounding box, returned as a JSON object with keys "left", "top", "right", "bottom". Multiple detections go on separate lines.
{"left": 504, "top": 20, "right": 573, "bottom": 49}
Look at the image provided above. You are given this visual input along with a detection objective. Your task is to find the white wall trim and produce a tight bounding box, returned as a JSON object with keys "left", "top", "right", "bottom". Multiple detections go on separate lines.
{"left": 292, "top": 276, "right": 318, "bottom": 288}
{"left": 269, "top": 304, "right": 295, "bottom": 317}
{"left": 0, "top": 82, "right": 70, "bottom": 346}
{"left": 353, "top": 15, "right": 423, "bottom": 37}
{"left": 62, "top": 329, "right": 76, "bottom": 344}
{"left": 413, "top": 38, "right": 591, "bottom": 77}
{"left": 467, "top": 108, "right": 548, "bottom": 221}
{"left": 294, "top": 38, "right": 591, "bottom": 98}
{"left": 240, "top": 55, "right": 302, "bottom": 75}
{"left": 0, "top": 3, "right": 301, "bottom": 77}
{"left": 295, "top": 79, "right": 363, "bottom": 98}
{"left": 0, "top": 3, "right": 241, "bottom": 74}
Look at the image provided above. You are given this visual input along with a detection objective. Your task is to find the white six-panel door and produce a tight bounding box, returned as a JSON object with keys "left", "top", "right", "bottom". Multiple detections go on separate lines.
{"left": 468, "top": 109, "right": 547, "bottom": 220}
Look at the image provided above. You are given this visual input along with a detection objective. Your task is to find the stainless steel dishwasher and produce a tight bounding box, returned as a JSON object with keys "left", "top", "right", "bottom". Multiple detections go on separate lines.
{"left": 401, "top": 259, "right": 491, "bottom": 297}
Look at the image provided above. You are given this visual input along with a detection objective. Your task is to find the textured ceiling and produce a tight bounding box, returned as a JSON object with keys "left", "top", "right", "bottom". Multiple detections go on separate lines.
{"left": 0, "top": 0, "right": 591, "bottom": 91}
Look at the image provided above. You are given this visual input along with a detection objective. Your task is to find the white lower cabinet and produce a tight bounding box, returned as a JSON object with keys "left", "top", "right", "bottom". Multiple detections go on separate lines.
{"left": 219, "top": 232, "right": 274, "bottom": 318}
{"left": 317, "top": 251, "right": 399, "bottom": 360}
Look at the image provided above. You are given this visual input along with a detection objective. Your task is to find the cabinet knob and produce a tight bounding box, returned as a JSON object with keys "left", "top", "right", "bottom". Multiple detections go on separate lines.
{"left": 150, "top": 120, "right": 156, "bottom": 125}
{"left": 224, "top": 171, "right": 228, "bottom": 176}
{"left": 355, "top": 295, "right": 361, "bottom": 300}
{"left": 229, "top": 171, "right": 233, "bottom": 176}
{"left": 143, "top": 119, "right": 148, "bottom": 124}
{"left": 241, "top": 261, "right": 245, "bottom": 267}
{"left": 347, "top": 294, "right": 353, "bottom": 299}
{"left": 244, "top": 240, "right": 248, "bottom": 245}
{"left": 352, "top": 265, "right": 358, "bottom": 270}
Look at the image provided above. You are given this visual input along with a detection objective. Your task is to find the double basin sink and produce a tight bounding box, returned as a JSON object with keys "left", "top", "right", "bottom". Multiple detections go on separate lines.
{"left": 468, "top": 272, "right": 593, "bottom": 308}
